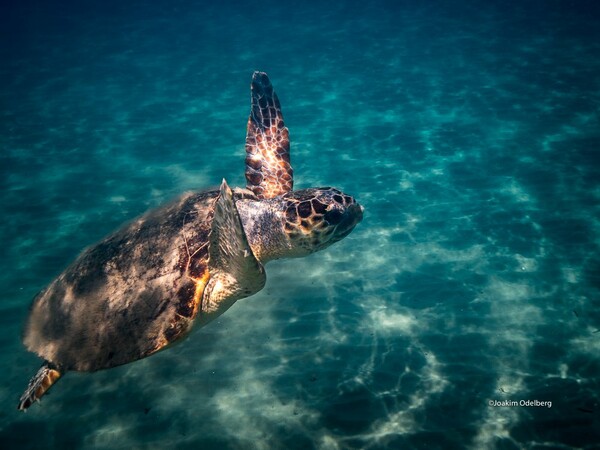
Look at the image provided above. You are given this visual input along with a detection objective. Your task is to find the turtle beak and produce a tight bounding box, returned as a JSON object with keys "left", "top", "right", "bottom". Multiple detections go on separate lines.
{"left": 353, "top": 203, "right": 364, "bottom": 223}
{"left": 336, "top": 203, "right": 363, "bottom": 238}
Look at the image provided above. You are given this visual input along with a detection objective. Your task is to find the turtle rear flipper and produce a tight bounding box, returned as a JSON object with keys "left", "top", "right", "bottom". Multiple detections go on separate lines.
{"left": 18, "top": 362, "right": 62, "bottom": 410}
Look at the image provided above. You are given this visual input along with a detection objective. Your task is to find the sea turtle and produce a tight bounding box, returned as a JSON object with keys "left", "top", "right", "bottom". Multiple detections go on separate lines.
{"left": 18, "top": 71, "right": 363, "bottom": 410}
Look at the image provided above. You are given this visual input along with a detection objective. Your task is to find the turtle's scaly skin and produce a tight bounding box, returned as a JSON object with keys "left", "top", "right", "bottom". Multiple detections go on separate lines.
{"left": 18, "top": 71, "right": 363, "bottom": 411}
{"left": 245, "top": 71, "right": 293, "bottom": 199}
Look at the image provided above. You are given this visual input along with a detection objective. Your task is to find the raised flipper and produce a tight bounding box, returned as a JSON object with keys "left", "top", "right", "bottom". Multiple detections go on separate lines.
{"left": 245, "top": 71, "right": 293, "bottom": 199}
{"left": 201, "top": 179, "right": 266, "bottom": 317}
{"left": 18, "top": 362, "right": 62, "bottom": 410}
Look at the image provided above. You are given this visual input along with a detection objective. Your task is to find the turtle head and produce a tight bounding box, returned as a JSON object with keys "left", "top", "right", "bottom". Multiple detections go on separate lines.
{"left": 236, "top": 187, "right": 363, "bottom": 263}
{"left": 280, "top": 187, "right": 363, "bottom": 257}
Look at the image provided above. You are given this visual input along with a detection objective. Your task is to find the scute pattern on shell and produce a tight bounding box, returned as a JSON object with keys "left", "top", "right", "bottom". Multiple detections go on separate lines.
{"left": 22, "top": 191, "right": 218, "bottom": 372}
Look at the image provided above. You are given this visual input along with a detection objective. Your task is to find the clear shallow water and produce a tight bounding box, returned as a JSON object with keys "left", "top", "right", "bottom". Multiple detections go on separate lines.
{"left": 1, "top": 1, "right": 599, "bottom": 448}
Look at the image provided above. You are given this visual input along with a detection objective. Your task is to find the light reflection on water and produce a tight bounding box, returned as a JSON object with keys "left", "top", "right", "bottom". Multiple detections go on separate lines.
{"left": 1, "top": 1, "right": 599, "bottom": 449}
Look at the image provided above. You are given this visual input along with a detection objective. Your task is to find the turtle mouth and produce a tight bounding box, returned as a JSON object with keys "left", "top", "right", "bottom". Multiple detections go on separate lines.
{"left": 335, "top": 203, "right": 363, "bottom": 238}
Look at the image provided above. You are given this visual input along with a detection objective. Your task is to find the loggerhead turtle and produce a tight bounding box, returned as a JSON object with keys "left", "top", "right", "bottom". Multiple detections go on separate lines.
{"left": 18, "top": 71, "right": 363, "bottom": 410}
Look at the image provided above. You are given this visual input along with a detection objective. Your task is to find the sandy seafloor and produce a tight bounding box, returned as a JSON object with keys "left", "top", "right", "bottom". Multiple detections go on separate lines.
{"left": 1, "top": 1, "right": 599, "bottom": 448}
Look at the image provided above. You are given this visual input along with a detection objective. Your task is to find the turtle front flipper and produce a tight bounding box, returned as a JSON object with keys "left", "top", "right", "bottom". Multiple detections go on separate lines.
{"left": 18, "top": 362, "right": 62, "bottom": 410}
{"left": 201, "top": 179, "right": 266, "bottom": 319}
{"left": 245, "top": 71, "right": 293, "bottom": 199}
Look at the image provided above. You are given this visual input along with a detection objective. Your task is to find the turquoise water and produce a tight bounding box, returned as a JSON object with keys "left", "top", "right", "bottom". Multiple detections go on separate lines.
{"left": 2, "top": 1, "right": 599, "bottom": 448}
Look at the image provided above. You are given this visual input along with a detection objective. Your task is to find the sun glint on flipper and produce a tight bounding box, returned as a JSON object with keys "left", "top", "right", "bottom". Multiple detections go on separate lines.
{"left": 245, "top": 71, "right": 293, "bottom": 199}
{"left": 18, "top": 362, "right": 62, "bottom": 410}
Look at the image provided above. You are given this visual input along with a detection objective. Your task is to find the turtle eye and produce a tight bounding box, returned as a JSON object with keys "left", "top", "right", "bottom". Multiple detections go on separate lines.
{"left": 324, "top": 208, "right": 343, "bottom": 225}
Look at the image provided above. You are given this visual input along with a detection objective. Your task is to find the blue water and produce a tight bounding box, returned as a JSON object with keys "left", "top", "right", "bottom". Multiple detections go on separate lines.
{"left": 2, "top": 1, "right": 600, "bottom": 448}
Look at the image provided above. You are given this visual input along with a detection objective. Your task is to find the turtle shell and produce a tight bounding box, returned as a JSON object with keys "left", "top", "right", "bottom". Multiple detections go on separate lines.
{"left": 23, "top": 190, "right": 220, "bottom": 372}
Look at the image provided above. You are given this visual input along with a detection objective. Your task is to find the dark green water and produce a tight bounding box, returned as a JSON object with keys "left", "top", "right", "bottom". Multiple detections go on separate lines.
{"left": 2, "top": 1, "right": 599, "bottom": 448}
